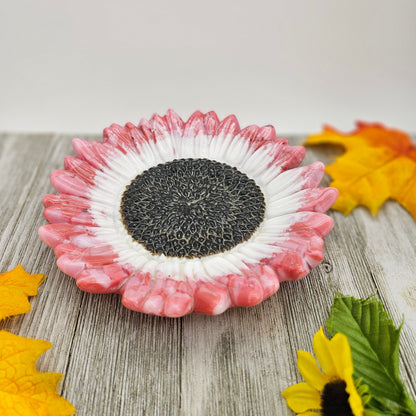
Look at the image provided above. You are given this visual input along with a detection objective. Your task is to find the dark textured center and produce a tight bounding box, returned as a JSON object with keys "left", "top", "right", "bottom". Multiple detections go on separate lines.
{"left": 322, "top": 380, "right": 353, "bottom": 416}
{"left": 120, "top": 158, "right": 265, "bottom": 258}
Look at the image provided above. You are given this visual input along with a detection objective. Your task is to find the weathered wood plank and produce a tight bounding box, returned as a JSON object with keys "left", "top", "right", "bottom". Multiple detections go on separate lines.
{"left": 0, "top": 132, "right": 415, "bottom": 416}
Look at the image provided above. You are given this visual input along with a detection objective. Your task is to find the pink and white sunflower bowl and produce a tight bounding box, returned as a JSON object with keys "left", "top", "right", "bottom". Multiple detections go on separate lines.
{"left": 38, "top": 110, "right": 338, "bottom": 317}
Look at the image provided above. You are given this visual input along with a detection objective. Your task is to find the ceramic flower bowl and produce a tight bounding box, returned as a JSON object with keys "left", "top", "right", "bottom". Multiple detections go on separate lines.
{"left": 39, "top": 110, "right": 338, "bottom": 317}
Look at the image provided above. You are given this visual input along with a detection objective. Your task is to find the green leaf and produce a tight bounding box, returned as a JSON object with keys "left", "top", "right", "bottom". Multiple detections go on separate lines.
{"left": 326, "top": 293, "right": 406, "bottom": 405}
{"left": 369, "top": 396, "right": 416, "bottom": 416}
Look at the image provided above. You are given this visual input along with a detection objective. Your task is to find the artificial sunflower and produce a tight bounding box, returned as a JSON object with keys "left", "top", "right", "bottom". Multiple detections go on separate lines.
{"left": 282, "top": 327, "right": 364, "bottom": 416}
{"left": 39, "top": 110, "right": 337, "bottom": 317}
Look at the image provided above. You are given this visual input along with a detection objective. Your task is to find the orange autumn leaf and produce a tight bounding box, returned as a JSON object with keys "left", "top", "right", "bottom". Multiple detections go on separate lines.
{"left": 0, "top": 265, "right": 45, "bottom": 320}
{"left": 0, "top": 330, "right": 76, "bottom": 416}
{"left": 305, "top": 122, "right": 416, "bottom": 219}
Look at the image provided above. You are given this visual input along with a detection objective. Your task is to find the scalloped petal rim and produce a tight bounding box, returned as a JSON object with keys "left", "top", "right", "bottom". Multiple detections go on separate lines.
{"left": 39, "top": 110, "right": 338, "bottom": 317}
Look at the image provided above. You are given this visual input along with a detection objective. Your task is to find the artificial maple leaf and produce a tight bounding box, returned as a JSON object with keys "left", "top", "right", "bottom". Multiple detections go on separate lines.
{"left": 0, "top": 330, "right": 76, "bottom": 415}
{"left": 0, "top": 265, "right": 45, "bottom": 320}
{"left": 304, "top": 121, "right": 416, "bottom": 219}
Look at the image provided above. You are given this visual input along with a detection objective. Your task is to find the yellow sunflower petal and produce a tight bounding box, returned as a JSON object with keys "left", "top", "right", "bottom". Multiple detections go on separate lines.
{"left": 297, "top": 350, "right": 330, "bottom": 391}
{"left": 345, "top": 375, "right": 365, "bottom": 416}
{"left": 312, "top": 327, "right": 338, "bottom": 378}
{"left": 330, "top": 332, "right": 354, "bottom": 379}
{"left": 298, "top": 412, "right": 322, "bottom": 416}
{"left": 282, "top": 382, "right": 321, "bottom": 413}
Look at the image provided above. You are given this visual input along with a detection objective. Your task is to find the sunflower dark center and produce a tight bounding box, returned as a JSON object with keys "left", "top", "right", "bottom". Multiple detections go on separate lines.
{"left": 120, "top": 158, "right": 265, "bottom": 258}
{"left": 321, "top": 380, "right": 353, "bottom": 416}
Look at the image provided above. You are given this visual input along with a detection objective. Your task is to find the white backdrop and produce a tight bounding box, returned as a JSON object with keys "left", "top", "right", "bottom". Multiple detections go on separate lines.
{"left": 1, "top": 0, "right": 415, "bottom": 134}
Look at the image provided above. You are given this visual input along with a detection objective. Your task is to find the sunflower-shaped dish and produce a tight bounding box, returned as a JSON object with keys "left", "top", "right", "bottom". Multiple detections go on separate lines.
{"left": 39, "top": 110, "right": 338, "bottom": 317}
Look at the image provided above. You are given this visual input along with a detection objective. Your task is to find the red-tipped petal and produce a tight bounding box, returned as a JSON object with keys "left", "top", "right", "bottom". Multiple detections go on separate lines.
{"left": 183, "top": 111, "right": 205, "bottom": 137}
{"left": 194, "top": 281, "right": 232, "bottom": 315}
{"left": 72, "top": 138, "right": 113, "bottom": 169}
{"left": 121, "top": 272, "right": 153, "bottom": 311}
{"left": 165, "top": 109, "right": 185, "bottom": 137}
{"left": 43, "top": 205, "right": 95, "bottom": 225}
{"left": 54, "top": 243, "right": 80, "bottom": 257}
{"left": 76, "top": 264, "right": 130, "bottom": 293}
{"left": 289, "top": 212, "right": 334, "bottom": 239}
{"left": 257, "top": 125, "right": 277, "bottom": 142}
{"left": 298, "top": 188, "right": 339, "bottom": 213}
{"left": 125, "top": 123, "right": 147, "bottom": 151}
{"left": 103, "top": 124, "right": 135, "bottom": 153}
{"left": 57, "top": 253, "right": 86, "bottom": 278}
{"left": 299, "top": 161, "right": 325, "bottom": 189}
{"left": 163, "top": 292, "right": 194, "bottom": 317}
{"left": 38, "top": 223, "right": 86, "bottom": 248}
{"left": 265, "top": 250, "right": 309, "bottom": 282}
{"left": 237, "top": 125, "right": 260, "bottom": 146}
{"left": 42, "top": 193, "right": 90, "bottom": 209}
{"left": 81, "top": 245, "right": 118, "bottom": 266}
{"left": 215, "top": 114, "right": 240, "bottom": 137}
{"left": 228, "top": 274, "right": 264, "bottom": 307}
{"left": 64, "top": 156, "right": 97, "bottom": 185}
{"left": 202, "top": 111, "right": 220, "bottom": 136}
{"left": 279, "top": 146, "right": 306, "bottom": 170}
{"left": 50, "top": 170, "right": 90, "bottom": 198}
{"left": 149, "top": 114, "right": 171, "bottom": 140}
{"left": 138, "top": 118, "right": 157, "bottom": 143}
{"left": 57, "top": 245, "right": 117, "bottom": 278}
{"left": 244, "top": 263, "right": 280, "bottom": 299}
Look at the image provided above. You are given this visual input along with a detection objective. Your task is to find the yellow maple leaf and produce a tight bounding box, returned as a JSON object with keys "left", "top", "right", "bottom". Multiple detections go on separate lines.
{"left": 0, "top": 265, "right": 45, "bottom": 321}
{"left": 0, "top": 330, "right": 76, "bottom": 415}
{"left": 305, "top": 121, "right": 416, "bottom": 219}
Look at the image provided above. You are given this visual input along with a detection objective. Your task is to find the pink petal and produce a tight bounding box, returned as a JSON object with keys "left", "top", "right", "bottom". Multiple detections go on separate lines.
{"left": 257, "top": 125, "right": 277, "bottom": 142}
{"left": 253, "top": 138, "right": 288, "bottom": 162}
{"left": 193, "top": 281, "right": 232, "bottom": 315}
{"left": 124, "top": 123, "right": 148, "bottom": 152}
{"left": 141, "top": 293, "right": 165, "bottom": 315}
{"left": 165, "top": 109, "right": 185, "bottom": 137}
{"left": 76, "top": 264, "right": 131, "bottom": 293}
{"left": 298, "top": 188, "right": 339, "bottom": 213}
{"left": 54, "top": 242, "right": 80, "bottom": 257}
{"left": 202, "top": 111, "right": 220, "bottom": 136}
{"left": 43, "top": 205, "right": 95, "bottom": 225}
{"left": 264, "top": 250, "right": 310, "bottom": 282}
{"left": 38, "top": 223, "right": 86, "bottom": 248}
{"left": 123, "top": 277, "right": 194, "bottom": 317}
{"left": 42, "top": 193, "right": 90, "bottom": 209}
{"left": 57, "top": 253, "right": 86, "bottom": 278}
{"left": 81, "top": 245, "right": 118, "bottom": 266}
{"left": 72, "top": 138, "right": 113, "bottom": 169}
{"left": 243, "top": 125, "right": 278, "bottom": 150}
{"left": 163, "top": 292, "right": 194, "bottom": 317}
{"left": 236, "top": 125, "right": 260, "bottom": 146}
{"left": 50, "top": 170, "right": 90, "bottom": 198}
{"left": 183, "top": 110, "right": 205, "bottom": 137}
{"left": 121, "top": 272, "right": 153, "bottom": 311}
{"left": 138, "top": 118, "right": 157, "bottom": 143}
{"left": 299, "top": 161, "right": 325, "bottom": 189}
{"left": 215, "top": 114, "right": 240, "bottom": 137}
{"left": 289, "top": 212, "right": 334, "bottom": 239}
{"left": 149, "top": 114, "right": 171, "bottom": 141}
{"left": 103, "top": 124, "right": 135, "bottom": 153}
{"left": 64, "top": 156, "right": 97, "bottom": 185}
{"left": 57, "top": 245, "right": 117, "bottom": 278}
{"left": 227, "top": 274, "right": 264, "bottom": 307}
{"left": 268, "top": 144, "right": 306, "bottom": 171}
{"left": 244, "top": 263, "right": 280, "bottom": 299}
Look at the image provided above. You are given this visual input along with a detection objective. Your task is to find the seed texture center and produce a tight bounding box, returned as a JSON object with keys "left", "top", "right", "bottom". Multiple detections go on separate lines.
{"left": 121, "top": 158, "right": 266, "bottom": 258}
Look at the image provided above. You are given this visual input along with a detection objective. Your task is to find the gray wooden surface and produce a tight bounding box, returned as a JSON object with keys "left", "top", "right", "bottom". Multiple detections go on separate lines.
{"left": 0, "top": 132, "right": 415, "bottom": 416}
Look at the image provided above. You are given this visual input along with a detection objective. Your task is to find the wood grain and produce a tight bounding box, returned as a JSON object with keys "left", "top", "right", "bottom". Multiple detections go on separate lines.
{"left": 0, "top": 132, "right": 415, "bottom": 415}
